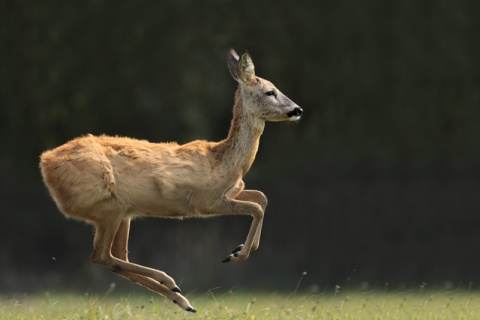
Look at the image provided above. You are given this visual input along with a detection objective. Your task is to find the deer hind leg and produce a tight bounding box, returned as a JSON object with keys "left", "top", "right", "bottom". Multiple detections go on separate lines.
{"left": 111, "top": 218, "right": 130, "bottom": 261}
{"left": 213, "top": 192, "right": 266, "bottom": 263}
{"left": 115, "top": 270, "right": 195, "bottom": 312}
{"left": 90, "top": 216, "right": 195, "bottom": 312}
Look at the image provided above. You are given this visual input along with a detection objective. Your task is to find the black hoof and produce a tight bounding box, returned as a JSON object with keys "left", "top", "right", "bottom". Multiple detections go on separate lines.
{"left": 171, "top": 286, "right": 182, "bottom": 293}
{"left": 222, "top": 254, "right": 233, "bottom": 263}
{"left": 186, "top": 306, "right": 197, "bottom": 313}
{"left": 222, "top": 252, "right": 239, "bottom": 263}
{"left": 232, "top": 244, "right": 244, "bottom": 253}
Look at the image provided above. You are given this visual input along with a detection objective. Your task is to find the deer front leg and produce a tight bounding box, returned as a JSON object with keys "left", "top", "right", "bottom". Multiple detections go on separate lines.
{"left": 212, "top": 194, "right": 265, "bottom": 263}
{"left": 222, "top": 215, "right": 261, "bottom": 263}
{"left": 231, "top": 190, "right": 268, "bottom": 251}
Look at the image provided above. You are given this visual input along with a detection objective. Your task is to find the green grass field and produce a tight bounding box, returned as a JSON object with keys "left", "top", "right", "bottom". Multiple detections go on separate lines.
{"left": 2, "top": 289, "right": 480, "bottom": 319}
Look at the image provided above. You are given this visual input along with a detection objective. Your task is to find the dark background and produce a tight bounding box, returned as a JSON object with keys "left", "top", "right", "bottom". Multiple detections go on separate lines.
{"left": 1, "top": 0, "right": 479, "bottom": 294}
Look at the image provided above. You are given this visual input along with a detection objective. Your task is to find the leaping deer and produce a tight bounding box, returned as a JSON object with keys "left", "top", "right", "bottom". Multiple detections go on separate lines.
{"left": 40, "top": 49, "right": 303, "bottom": 312}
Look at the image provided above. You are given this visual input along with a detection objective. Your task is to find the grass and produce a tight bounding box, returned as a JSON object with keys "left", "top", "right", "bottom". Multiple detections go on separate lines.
{"left": 2, "top": 289, "right": 480, "bottom": 319}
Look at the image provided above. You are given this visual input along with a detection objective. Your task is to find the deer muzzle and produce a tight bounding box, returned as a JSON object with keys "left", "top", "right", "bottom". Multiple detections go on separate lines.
{"left": 287, "top": 107, "right": 303, "bottom": 119}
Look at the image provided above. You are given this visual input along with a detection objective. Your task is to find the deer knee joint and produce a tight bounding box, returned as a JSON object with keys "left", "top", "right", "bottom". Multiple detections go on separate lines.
{"left": 258, "top": 192, "right": 268, "bottom": 210}
{"left": 252, "top": 204, "right": 264, "bottom": 219}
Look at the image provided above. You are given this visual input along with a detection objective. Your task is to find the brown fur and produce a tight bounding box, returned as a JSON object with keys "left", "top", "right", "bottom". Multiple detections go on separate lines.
{"left": 39, "top": 49, "right": 302, "bottom": 312}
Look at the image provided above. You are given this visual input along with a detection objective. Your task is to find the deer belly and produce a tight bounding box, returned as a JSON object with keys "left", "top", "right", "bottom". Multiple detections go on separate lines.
{"left": 115, "top": 177, "right": 203, "bottom": 218}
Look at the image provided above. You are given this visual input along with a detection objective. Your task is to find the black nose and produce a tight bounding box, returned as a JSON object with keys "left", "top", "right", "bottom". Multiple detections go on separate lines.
{"left": 287, "top": 107, "right": 303, "bottom": 118}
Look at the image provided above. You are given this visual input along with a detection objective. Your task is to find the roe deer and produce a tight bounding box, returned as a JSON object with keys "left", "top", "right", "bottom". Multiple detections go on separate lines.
{"left": 40, "top": 49, "right": 302, "bottom": 312}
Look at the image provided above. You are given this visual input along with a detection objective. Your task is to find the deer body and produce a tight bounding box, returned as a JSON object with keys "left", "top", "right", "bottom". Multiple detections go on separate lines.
{"left": 40, "top": 50, "right": 302, "bottom": 312}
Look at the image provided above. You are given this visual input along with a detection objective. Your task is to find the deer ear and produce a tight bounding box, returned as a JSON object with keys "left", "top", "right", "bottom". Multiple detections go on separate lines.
{"left": 237, "top": 50, "right": 255, "bottom": 83}
{"left": 227, "top": 49, "right": 255, "bottom": 83}
{"left": 227, "top": 49, "right": 240, "bottom": 81}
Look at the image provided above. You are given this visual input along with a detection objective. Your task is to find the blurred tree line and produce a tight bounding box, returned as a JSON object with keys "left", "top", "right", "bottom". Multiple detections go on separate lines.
{"left": 1, "top": 0, "right": 480, "bottom": 294}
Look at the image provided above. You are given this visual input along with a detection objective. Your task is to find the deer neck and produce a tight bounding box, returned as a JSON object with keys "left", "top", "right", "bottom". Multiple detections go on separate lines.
{"left": 217, "top": 88, "right": 265, "bottom": 177}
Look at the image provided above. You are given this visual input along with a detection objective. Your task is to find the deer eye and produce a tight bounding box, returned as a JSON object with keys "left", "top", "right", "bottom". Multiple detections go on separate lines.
{"left": 265, "top": 90, "right": 277, "bottom": 97}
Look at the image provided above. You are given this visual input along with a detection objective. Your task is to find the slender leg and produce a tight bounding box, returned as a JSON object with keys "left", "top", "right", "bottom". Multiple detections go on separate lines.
{"left": 251, "top": 220, "right": 264, "bottom": 251}
{"left": 234, "top": 190, "right": 267, "bottom": 251}
{"left": 206, "top": 194, "right": 265, "bottom": 263}
{"left": 90, "top": 217, "right": 122, "bottom": 265}
{"left": 111, "top": 218, "right": 130, "bottom": 261}
{"left": 90, "top": 217, "right": 194, "bottom": 312}
{"left": 116, "top": 270, "right": 195, "bottom": 312}
{"left": 91, "top": 221, "right": 176, "bottom": 288}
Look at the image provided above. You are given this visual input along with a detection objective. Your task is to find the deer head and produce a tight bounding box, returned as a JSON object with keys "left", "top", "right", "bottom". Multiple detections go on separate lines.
{"left": 227, "top": 49, "right": 303, "bottom": 122}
